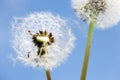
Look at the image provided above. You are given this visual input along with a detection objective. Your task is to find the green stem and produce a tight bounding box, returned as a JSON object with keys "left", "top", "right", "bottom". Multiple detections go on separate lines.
{"left": 80, "top": 21, "right": 94, "bottom": 80}
{"left": 45, "top": 69, "right": 51, "bottom": 80}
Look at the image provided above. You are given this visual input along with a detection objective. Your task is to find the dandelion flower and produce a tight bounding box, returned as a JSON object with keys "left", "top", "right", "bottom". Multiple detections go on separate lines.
{"left": 72, "top": 0, "right": 120, "bottom": 28}
{"left": 11, "top": 12, "right": 75, "bottom": 70}
{"left": 71, "top": 0, "right": 120, "bottom": 80}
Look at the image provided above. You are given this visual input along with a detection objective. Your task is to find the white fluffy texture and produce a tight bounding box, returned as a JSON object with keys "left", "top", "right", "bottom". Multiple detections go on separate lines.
{"left": 12, "top": 12, "right": 75, "bottom": 70}
{"left": 72, "top": 0, "right": 120, "bottom": 28}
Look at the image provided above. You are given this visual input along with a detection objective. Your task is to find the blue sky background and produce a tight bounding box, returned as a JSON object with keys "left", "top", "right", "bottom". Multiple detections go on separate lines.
{"left": 0, "top": 0, "right": 120, "bottom": 80}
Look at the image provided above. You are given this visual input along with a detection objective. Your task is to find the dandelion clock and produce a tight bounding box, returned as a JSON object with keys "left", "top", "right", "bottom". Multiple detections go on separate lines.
{"left": 71, "top": 0, "right": 120, "bottom": 80}
{"left": 11, "top": 12, "right": 75, "bottom": 80}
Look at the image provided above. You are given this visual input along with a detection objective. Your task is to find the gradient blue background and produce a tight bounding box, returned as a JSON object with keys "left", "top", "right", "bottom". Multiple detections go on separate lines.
{"left": 0, "top": 0, "right": 120, "bottom": 80}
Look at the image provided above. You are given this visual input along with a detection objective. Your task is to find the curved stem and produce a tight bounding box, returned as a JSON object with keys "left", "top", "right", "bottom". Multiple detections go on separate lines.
{"left": 45, "top": 69, "right": 51, "bottom": 80}
{"left": 80, "top": 21, "right": 94, "bottom": 80}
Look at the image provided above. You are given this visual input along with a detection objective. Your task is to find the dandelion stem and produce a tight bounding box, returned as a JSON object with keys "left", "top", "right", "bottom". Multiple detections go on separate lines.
{"left": 80, "top": 21, "right": 94, "bottom": 80}
{"left": 45, "top": 69, "right": 51, "bottom": 80}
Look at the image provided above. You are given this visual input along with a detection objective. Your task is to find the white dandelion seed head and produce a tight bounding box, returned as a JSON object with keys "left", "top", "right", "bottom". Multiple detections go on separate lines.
{"left": 72, "top": 0, "right": 120, "bottom": 28}
{"left": 11, "top": 12, "right": 75, "bottom": 70}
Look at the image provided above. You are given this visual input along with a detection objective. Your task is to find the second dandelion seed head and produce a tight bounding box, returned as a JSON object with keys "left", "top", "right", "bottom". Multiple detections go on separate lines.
{"left": 74, "top": 0, "right": 106, "bottom": 22}
{"left": 72, "top": 0, "right": 120, "bottom": 28}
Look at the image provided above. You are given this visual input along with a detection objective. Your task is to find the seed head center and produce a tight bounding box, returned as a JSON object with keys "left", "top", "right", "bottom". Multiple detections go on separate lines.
{"left": 36, "top": 36, "right": 49, "bottom": 43}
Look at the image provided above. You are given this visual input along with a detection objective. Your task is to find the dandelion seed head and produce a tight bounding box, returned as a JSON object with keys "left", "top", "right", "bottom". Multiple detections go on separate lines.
{"left": 12, "top": 12, "right": 75, "bottom": 70}
{"left": 72, "top": 0, "right": 120, "bottom": 28}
